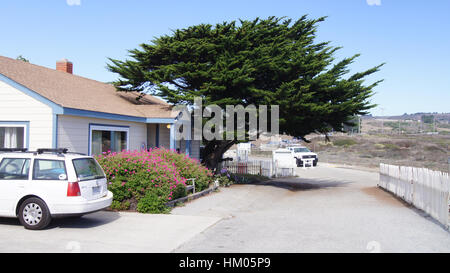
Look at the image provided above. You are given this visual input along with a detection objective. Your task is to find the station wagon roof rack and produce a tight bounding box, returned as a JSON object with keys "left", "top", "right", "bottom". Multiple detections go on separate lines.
{"left": 36, "top": 148, "right": 68, "bottom": 154}
{"left": 0, "top": 148, "right": 87, "bottom": 156}
{"left": 66, "top": 152, "right": 87, "bottom": 156}
{"left": 0, "top": 148, "right": 28, "bottom": 153}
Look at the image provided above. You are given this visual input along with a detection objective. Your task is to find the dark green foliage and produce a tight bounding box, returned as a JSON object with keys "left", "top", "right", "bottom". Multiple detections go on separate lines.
{"left": 137, "top": 192, "right": 170, "bottom": 214}
{"left": 107, "top": 16, "right": 383, "bottom": 169}
{"left": 172, "top": 184, "right": 187, "bottom": 199}
{"left": 16, "top": 55, "right": 30, "bottom": 63}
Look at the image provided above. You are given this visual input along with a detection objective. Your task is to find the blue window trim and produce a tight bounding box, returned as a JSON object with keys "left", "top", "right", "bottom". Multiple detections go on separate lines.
{"left": 89, "top": 123, "right": 130, "bottom": 129}
{"left": 64, "top": 108, "right": 175, "bottom": 124}
{"left": 88, "top": 123, "right": 130, "bottom": 155}
{"left": 145, "top": 118, "right": 175, "bottom": 124}
{"left": 170, "top": 124, "right": 176, "bottom": 150}
{"left": 52, "top": 114, "right": 58, "bottom": 149}
{"left": 185, "top": 140, "right": 191, "bottom": 156}
{"left": 0, "top": 121, "right": 30, "bottom": 149}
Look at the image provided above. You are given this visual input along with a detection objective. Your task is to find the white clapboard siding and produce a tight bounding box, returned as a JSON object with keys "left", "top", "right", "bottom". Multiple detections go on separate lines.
{"left": 379, "top": 163, "right": 450, "bottom": 227}
{"left": 0, "top": 81, "right": 54, "bottom": 150}
{"left": 57, "top": 115, "right": 147, "bottom": 155}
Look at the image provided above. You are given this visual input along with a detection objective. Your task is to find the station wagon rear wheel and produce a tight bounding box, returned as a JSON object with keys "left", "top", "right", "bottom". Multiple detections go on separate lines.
{"left": 18, "top": 198, "right": 52, "bottom": 230}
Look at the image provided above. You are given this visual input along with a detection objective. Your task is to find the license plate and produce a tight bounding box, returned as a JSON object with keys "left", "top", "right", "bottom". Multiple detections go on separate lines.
{"left": 92, "top": 186, "right": 101, "bottom": 195}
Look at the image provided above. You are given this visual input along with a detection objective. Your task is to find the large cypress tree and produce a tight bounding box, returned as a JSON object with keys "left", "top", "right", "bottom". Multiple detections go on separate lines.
{"left": 107, "top": 16, "right": 383, "bottom": 170}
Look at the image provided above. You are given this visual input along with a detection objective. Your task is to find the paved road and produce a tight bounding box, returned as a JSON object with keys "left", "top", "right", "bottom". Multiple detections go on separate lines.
{"left": 172, "top": 163, "right": 450, "bottom": 253}
{"left": 1, "top": 163, "right": 448, "bottom": 253}
{"left": 0, "top": 211, "right": 220, "bottom": 253}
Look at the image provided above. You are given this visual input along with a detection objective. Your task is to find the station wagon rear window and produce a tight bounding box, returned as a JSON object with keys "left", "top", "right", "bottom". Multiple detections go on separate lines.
{"left": 33, "top": 159, "right": 67, "bottom": 180}
{"left": 73, "top": 158, "right": 105, "bottom": 181}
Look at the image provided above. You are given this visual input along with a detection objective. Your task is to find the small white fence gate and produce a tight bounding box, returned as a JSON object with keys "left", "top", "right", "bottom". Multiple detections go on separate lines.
{"left": 379, "top": 163, "right": 450, "bottom": 228}
{"left": 219, "top": 159, "right": 295, "bottom": 178}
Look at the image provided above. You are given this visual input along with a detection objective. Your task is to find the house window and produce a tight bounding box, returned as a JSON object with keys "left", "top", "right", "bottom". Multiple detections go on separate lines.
{"left": 0, "top": 126, "right": 26, "bottom": 149}
{"left": 89, "top": 124, "right": 129, "bottom": 155}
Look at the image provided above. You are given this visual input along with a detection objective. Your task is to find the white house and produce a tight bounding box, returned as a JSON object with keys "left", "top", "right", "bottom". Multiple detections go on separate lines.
{"left": 0, "top": 56, "right": 200, "bottom": 159}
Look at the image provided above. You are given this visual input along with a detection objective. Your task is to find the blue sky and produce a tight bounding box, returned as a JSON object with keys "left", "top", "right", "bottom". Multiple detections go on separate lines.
{"left": 1, "top": 0, "right": 449, "bottom": 116}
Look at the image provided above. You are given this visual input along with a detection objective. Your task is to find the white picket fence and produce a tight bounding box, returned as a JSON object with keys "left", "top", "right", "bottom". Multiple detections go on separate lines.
{"left": 219, "top": 159, "right": 295, "bottom": 178}
{"left": 379, "top": 163, "right": 450, "bottom": 228}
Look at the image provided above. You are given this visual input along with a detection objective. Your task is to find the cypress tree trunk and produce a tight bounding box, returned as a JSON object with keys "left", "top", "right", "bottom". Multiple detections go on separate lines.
{"left": 202, "top": 140, "right": 237, "bottom": 173}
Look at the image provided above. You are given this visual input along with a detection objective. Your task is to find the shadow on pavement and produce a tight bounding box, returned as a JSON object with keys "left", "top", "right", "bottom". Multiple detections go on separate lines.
{"left": 253, "top": 178, "right": 352, "bottom": 192}
{"left": 0, "top": 217, "right": 21, "bottom": 227}
{"left": 48, "top": 211, "right": 121, "bottom": 229}
{"left": 0, "top": 211, "right": 121, "bottom": 230}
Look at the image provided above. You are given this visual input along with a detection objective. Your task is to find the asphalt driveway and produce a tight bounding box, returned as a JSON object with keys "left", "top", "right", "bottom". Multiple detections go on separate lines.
{"left": 1, "top": 163, "right": 448, "bottom": 253}
{"left": 172, "top": 163, "right": 450, "bottom": 253}
{"left": 0, "top": 211, "right": 220, "bottom": 253}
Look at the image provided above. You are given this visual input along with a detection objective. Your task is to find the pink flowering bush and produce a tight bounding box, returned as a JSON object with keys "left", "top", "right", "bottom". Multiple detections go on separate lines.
{"left": 95, "top": 148, "right": 213, "bottom": 213}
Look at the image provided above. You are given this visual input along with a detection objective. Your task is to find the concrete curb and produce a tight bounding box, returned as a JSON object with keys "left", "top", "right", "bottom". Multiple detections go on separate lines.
{"left": 165, "top": 185, "right": 219, "bottom": 207}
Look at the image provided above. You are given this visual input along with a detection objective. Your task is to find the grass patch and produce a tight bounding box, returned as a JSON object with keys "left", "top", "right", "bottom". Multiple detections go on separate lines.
{"left": 374, "top": 143, "right": 385, "bottom": 149}
{"left": 382, "top": 143, "right": 401, "bottom": 150}
{"left": 333, "top": 138, "right": 357, "bottom": 147}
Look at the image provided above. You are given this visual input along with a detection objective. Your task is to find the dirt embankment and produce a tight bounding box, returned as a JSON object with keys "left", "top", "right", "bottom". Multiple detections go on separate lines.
{"left": 303, "top": 134, "right": 450, "bottom": 173}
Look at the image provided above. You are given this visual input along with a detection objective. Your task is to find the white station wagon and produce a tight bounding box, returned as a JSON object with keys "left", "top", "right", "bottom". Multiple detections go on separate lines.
{"left": 0, "top": 148, "right": 113, "bottom": 230}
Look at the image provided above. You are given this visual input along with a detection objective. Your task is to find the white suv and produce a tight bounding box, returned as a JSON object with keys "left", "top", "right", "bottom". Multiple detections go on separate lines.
{"left": 287, "top": 146, "right": 318, "bottom": 167}
{"left": 0, "top": 148, "right": 113, "bottom": 230}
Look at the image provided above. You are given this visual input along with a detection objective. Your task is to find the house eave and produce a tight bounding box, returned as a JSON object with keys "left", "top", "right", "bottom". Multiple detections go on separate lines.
{"left": 0, "top": 73, "right": 177, "bottom": 124}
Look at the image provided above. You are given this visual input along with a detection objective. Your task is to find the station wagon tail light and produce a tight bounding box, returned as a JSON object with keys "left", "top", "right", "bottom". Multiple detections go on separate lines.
{"left": 67, "top": 182, "right": 81, "bottom": 197}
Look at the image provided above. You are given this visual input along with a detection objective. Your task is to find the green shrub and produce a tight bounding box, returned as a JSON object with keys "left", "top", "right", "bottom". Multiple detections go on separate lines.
{"left": 110, "top": 200, "right": 131, "bottom": 210}
{"left": 110, "top": 200, "right": 121, "bottom": 210}
{"left": 215, "top": 173, "right": 234, "bottom": 187}
{"left": 172, "top": 184, "right": 187, "bottom": 199}
{"left": 95, "top": 148, "right": 214, "bottom": 213}
{"left": 137, "top": 192, "right": 170, "bottom": 214}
